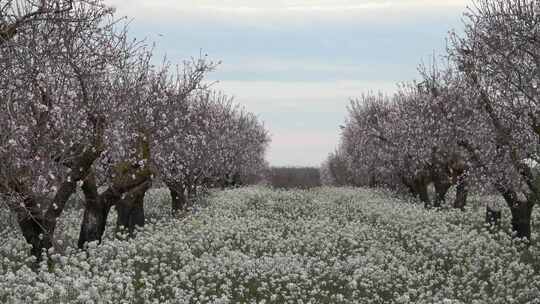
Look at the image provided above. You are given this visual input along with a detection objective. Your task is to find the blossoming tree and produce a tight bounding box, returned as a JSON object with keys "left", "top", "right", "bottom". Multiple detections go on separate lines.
{"left": 0, "top": 0, "right": 131, "bottom": 257}
{"left": 450, "top": 0, "right": 540, "bottom": 238}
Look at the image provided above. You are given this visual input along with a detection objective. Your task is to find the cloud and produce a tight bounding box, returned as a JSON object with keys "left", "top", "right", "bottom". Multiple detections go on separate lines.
{"left": 101, "top": 0, "right": 470, "bottom": 166}
{"left": 107, "top": 0, "right": 468, "bottom": 29}
{"left": 109, "top": 0, "right": 468, "bottom": 12}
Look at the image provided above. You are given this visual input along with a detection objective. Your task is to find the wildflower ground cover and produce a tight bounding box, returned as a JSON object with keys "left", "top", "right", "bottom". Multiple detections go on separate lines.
{"left": 1, "top": 187, "right": 540, "bottom": 303}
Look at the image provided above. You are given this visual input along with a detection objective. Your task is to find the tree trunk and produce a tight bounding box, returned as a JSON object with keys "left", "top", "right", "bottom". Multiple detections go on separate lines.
{"left": 78, "top": 172, "right": 113, "bottom": 248}
{"left": 509, "top": 201, "right": 533, "bottom": 239}
{"left": 402, "top": 174, "right": 430, "bottom": 206}
{"left": 453, "top": 179, "right": 468, "bottom": 210}
{"left": 18, "top": 214, "right": 55, "bottom": 261}
{"left": 116, "top": 190, "right": 146, "bottom": 237}
{"left": 78, "top": 201, "right": 112, "bottom": 248}
{"left": 170, "top": 186, "right": 187, "bottom": 213}
{"left": 412, "top": 176, "right": 430, "bottom": 207}
{"left": 432, "top": 178, "right": 450, "bottom": 208}
{"left": 430, "top": 160, "right": 450, "bottom": 208}
{"left": 401, "top": 176, "right": 417, "bottom": 196}
{"left": 78, "top": 167, "right": 151, "bottom": 247}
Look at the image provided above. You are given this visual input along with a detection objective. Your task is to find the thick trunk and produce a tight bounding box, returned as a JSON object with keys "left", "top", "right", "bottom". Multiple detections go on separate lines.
{"left": 453, "top": 179, "right": 468, "bottom": 210}
{"left": 78, "top": 201, "right": 112, "bottom": 248}
{"left": 401, "top": 176, "right": 417, "bottom": 197}
{"left": 412, "top": 177, "right": 430, "bottom": 207}
{"left": 170, "top": 186, "right": 187, "bottom": 213}
{"left": 401, "top": 171, "right": 430, "bottom": 206}
{"left": 497, "top": 186, "right": 534, "bottom": 240}
{"left": 116, "top": 190, "right": 146, "bottom": 237}
{"left": 18, "top": 214, "right": 55, "bottom": 260}
{"left": 78, "top": 168, "right": 151, "bottom": 247}
{"left": 432, "top": 179, "right": 450, "bottom": 208}
{"left": 509, "top": 201, "right": 533, "bottom": 239}
{"left": 430, "top": 161, "right": 450, "bottom": 208}
{"left": 78, "top": 172, "right": 112, "bottom": 248}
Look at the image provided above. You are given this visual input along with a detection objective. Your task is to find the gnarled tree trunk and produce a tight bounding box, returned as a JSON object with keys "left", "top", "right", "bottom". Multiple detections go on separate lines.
{"left": 432, "top": 176, "right": 451, "bottom": 208}
{"left": 453, "top": 178, "right": 468, "bottom": 210}
{"left": 18, "top": 213, "right": 56, "bottom": 261}
{"left": 78, "top": 172, "right": 113, "bottom": 248}
{"left": 169, "top": 185, "right": 187, "bottom": 214}
{"left": 115, "top": 183, "right": 148, "bottom": 237}
{"left": 509, "top": 200, "right": 533, "bottom": 239}
{"left": 401, "top": 173, "right": 430, "bottom": 206}
{"left": 78, "top": 161, "right": 152, "bottom": 248}
{"left": 78, "top": 200, "right": 112, "bottom": 248}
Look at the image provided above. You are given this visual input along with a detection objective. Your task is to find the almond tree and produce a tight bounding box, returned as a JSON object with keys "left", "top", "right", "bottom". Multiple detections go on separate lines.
{"left": 151, "top": 90, "right": 221, "bottom": 213}
{"left": 0, "top": 0, "right": 131, "bottom": 258}
{"left": 340, "top": 73, "right": 473, "bottom": 209}
{"left": 77, "top": 53, "right": 216, "bottom": 247}
{"left": 401, "top": 63, "right": 474, "bottom": 209}
{"left": 320, "top": 149, "right": 353, "bottom": 187}
{"left": 209, "top": 109, "right": 270, "bottom": 189}
{"left": 152, "top": 90, "right": 269, "bottom": 213}
{"left": 0, "top": 0, "right": 74, "bottom": 45}
{"left": 450, "top": 0, "right": 540, "bottom": 238}
{"left": 342, "top": 92, "right": 434, "bottom": 201}
{"left": 341, "top": 93, "right": 397, "bottom": 188}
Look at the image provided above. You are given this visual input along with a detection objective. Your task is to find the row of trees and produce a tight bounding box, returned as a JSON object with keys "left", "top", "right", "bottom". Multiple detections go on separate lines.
{"left": 0, "top": 0, "right": 269, "bottom": 258}
{"left": 322, "top": 0, "right": 539, "bottom": 239}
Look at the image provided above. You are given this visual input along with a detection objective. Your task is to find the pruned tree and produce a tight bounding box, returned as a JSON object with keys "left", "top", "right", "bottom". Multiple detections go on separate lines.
{"left": 339, "top": 70, "right": 474, "bottom": 209}
{"left": 342, "top": 93, "right": 399, "bottom": 189}
{"left": 77, "top": 52, "right": 216, "bottom": 247}
{"left": 0, "top": 0, "right": 131, "bottom": 258}
{"left": 152, "top": 89, "right": 269, "bottom": 213}
{"left": 450, "top": 0, "right": 540, "bottom": 238}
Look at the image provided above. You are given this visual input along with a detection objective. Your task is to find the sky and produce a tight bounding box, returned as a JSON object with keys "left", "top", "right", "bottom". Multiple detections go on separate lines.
{"left": 105, "top": 0, "right": 469, "bottom": 167}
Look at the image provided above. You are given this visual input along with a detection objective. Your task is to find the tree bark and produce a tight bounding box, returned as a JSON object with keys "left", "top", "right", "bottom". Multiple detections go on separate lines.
{"left": 509, "top": 201, "right": 533, "bottom": 239}
{"left": 432, "top": 177, "right": 450, "bottom": 208}
{"left": 401, "top": 174, "right": 430, "bottom": 205}
{"left": 416, "top": 181, "right": 430, "bottom": 207}
{"left": 115, "top": 187, "right": 147, "bottom": 237}
{"left": 169, "top": 185, "right": 187, "bottom": 214}
{"left": 78, "top": 200, "right": 112, "bottom": 248}
{"left": 18, "top": 214, "right": 55, "bottom": 261}
{"left": 78, "top": 164, "right": 151, "bottom": 248}
{"left": 78, "top": 180, "right": 115, "bottom": 248}
{"left": 411, "top": 173, "right": 431, "bottom": 207}
{"left": 453, "top": 179, "right": 468, "bottom": 210}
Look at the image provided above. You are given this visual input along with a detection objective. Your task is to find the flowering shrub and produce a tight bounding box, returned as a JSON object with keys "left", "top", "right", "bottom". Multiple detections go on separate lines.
{"left": 1, "top": 187, "right": 540, "bottom": 303}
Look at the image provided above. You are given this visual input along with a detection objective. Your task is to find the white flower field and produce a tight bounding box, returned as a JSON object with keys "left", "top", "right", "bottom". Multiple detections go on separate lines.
{"left": 1, "top": 187, "right": 539, "bottom": 303}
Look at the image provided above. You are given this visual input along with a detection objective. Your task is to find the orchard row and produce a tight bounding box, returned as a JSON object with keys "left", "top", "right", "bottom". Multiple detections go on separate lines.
{"left": 323, "top": 0, "right": 540, "bottom": 239}
{"left": 0, "top": 0, "right": 269, "bottom": 259}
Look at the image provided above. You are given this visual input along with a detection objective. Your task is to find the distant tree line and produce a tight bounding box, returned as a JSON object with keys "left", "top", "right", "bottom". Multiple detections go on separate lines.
{"left": 322, "top": 0, "right": 540, "bottom": 239}
{"left": 269, "top": 167, "right": 321, "bottom": 189}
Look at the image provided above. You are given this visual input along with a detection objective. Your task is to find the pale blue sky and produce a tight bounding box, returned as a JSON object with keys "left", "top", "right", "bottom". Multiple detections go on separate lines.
{"left": 106, "top": 0, "right": 468, "bottom": 166}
